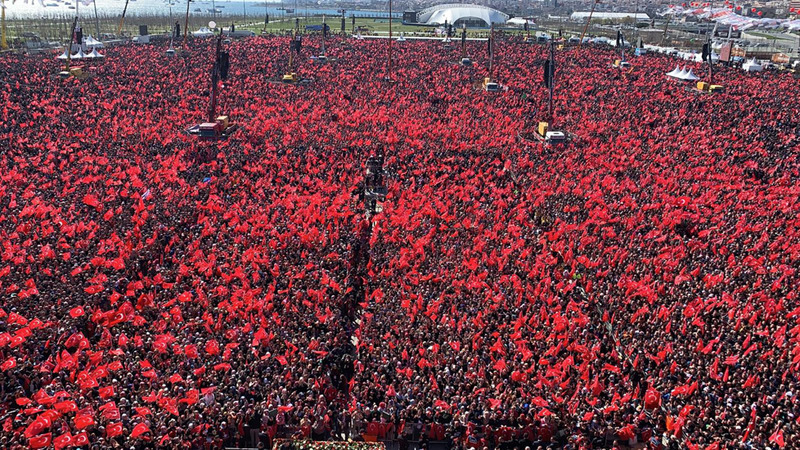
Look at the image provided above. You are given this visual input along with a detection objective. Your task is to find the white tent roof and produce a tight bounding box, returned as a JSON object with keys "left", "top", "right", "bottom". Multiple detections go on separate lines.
{"left": 417, "top": 4, "right": 510, "bottom": 26}
{"left": 742, "top": 58, "right": 763, "bottom": 72}
{"left": 70, "top": 48, "right": 86, "bottom": 60}
{"left": 192, "top": 27, "right": 215, "bottom": 37}
{"left": 87, "top": 48, "right": 105, "bottom": 58}
{"left": 682, "top": 69, "right": 700, "bottom": 81}
{"left": 84, "top": 35, "right": 104, "bottom": 48}
{"left": 56, "top": 49, "right": 69, "bottom": 60}
{"left": 666, "top": 64, "right": 681, "bottom": 77}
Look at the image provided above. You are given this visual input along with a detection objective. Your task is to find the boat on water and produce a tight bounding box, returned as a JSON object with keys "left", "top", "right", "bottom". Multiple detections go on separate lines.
{"left": 194, "top": 8, "right": 202, "bottom": 11}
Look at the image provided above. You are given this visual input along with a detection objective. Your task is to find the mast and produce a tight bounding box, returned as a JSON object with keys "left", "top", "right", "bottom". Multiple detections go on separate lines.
{"left": 321, "top": 15, "right": 325, "bottom": 55}
{"left": 577, "top": 0, "right": 597, "bottom": 51}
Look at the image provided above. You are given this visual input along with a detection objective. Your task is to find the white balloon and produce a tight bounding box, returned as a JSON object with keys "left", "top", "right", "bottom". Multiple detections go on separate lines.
{"left": 209, "top": 21, "right": 217, "bottom": 29}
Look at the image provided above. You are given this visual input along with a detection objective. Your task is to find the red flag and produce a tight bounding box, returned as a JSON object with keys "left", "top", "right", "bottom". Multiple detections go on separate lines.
{"left": 29, "top": 434, "right": 52, "bottom": 449}
{"left": 53, "top": 432, "right": 73, "bottom": 450}
{"left": 69, "top": 306, "right": 85, "bottom": 318}
{"left": 770, "top": 429, "right": 785, "bottom": 447}
{"left": 106, "top": 422, "right": 123, "bottom": 437}
{"left": 99, "top": 386, "right": 115, "bottom": 399}
{"left": 74, "top": 414, "right": 95, "bottom": 430}
{"left": 73, "top": 432, "right": 89, "bottom": 446}
{"left": 644, "top": 388, "right": 661, "bottom": 410}
{"left": 1, "top": 358, "right": 17, "bottom": 371}
{"left": 83, "top": 194, "right": 100, "bottom": 207}
{"left": 131, "top": 422, "right": 151, "bottom": 439}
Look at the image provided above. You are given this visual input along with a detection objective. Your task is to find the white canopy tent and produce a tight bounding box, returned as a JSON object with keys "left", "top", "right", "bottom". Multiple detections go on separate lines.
{"left": 742, "top": 59, "right": 763, "bottom": 72}
{"left": 56, "top": 49, "right": 69, "bottom": 60}
{"left": 683, "top": 69, "right": 700, "bottom": 81}
{"left": 70, "top": 48, "right": 86, "bottom": 60}
{"left": 86, "top": 48, "right": 105, "bottom": 58}
{"left": 666, "top": 65, "right": 701, "bottom": 81}
{"left": 83, "top": 35, "right": 104, "bottom": 48}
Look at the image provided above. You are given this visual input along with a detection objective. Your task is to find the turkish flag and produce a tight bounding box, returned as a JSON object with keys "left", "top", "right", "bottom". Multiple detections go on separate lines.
{"left": 134, "top": 407, "right": 152, "bottom": 417}
{"left": 106, "top": 422, "right": 123, "bottom": 437}
{"left": 1, "top": 358, "right": 17, "bottom": 371}
{"left": 73, "top": 432, "right": 89, "bottom": 446}
{"left": 69, "top": 306, "right": 85, "bottom": 318}
{"left": 54, "top": 400, "right": 78, "bottom": 414}
{"left": 74, "top": 414, "right": 95, "bottom": 430}
{"left": 644, "top": 388, "right": 661, "bottom": 410}
{"left": 98, "top": 386, "right": 115, "bottom": 399}
{"left": 83, "top": 194, "right": 100, "bottom": 207}
{"left": 770, "top": 429, "right": 786, "bottom": 447}
{"left": 29, "top": 433, "right": 52, "bottom": 449}
{"left": 53, "top": 432, "right": 73, "bottom": 450}
{"left": 131, "top": 422, "right": 151, "bottom": 439}
{"left": 205, "top": 340, "right": 220, "bottom": 356}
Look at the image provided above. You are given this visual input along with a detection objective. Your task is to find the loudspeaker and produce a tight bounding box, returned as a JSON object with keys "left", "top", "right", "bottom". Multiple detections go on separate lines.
{"left": 139, "top": 25, "right": 148, "bottom": 36}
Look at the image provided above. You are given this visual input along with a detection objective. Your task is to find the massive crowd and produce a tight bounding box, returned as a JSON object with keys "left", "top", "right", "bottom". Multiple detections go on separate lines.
{"left": 0, "top": 31, "right": 799, "bottom": 450}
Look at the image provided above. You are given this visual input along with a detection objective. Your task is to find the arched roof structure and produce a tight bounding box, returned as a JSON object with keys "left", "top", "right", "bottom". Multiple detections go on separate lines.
{"left": 416, "top": 4, "right": 510, "bottom": 27}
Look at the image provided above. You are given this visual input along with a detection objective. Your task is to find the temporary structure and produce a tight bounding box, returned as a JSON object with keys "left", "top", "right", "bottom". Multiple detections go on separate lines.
{"left": 742, "top": 59, "right": 763, "bottom": 72}
{"left": 56, "top": 48, "right": 70, "bottom": 59}
{"left": 70, "top": 48, "right": 86, "bottom": 59}
{"left": 86, "top": 48, "right": 105, "bottom": 58}
{"left": 83, "top": 35, "right": 104, "bottom": 48}
{"left": 682, "top": 69, "right": 700, "bottom": 81}
{"left": 666, "top": 64, "right": 681, "bottom": 77}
